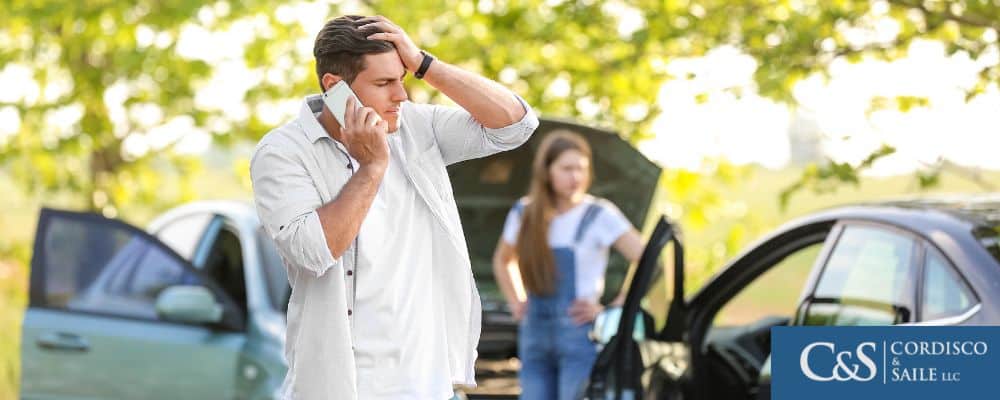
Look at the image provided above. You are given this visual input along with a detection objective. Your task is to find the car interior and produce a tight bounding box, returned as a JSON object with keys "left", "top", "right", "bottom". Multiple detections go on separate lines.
{"left": 594, "top": 224, "right": 826, "bottom": 400}
{"left": 200, "top": 227, "right": 248, "bottom": 319}
{"left": 696, "top": 240, "right": 825, "bottom": 400}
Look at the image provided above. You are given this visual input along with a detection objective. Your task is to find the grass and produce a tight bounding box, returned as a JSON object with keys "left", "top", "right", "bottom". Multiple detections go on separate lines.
{"left": 0, "top": 259, "right": 26, "bottom": 400}
{"left": 1, "top": 162, "right": 998, "bottom": 396}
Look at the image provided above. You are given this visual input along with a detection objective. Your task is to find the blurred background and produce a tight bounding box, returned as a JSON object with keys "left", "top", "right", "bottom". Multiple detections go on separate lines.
{"left": 2, "top": 0, "right": 999, "bottom": 397}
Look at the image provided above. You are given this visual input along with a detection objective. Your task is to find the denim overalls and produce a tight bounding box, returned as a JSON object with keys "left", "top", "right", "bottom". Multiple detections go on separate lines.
{"left": 516, "top": 202, "right": 604, "bottom": 400}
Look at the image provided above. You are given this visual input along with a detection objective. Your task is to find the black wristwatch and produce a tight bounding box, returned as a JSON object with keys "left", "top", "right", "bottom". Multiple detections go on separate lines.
{"left": 414, "top": 50, "right": 434, "bottom": 80}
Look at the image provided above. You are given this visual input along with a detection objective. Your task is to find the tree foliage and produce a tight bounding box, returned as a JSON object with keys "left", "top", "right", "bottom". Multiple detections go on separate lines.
{"left": 2, "top": 0, "right": 996, "bottom": 226}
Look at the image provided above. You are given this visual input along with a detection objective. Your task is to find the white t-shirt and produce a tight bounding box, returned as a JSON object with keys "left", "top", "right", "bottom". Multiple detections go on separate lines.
{"left": 342, "top": 134, "right": 453, "bottom": 400}
{"left": 501, "top": 195, "right": 632, "bottom": 302}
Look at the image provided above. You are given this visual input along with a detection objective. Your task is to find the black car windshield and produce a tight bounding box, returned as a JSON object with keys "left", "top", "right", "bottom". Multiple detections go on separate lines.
{"left": 256, "top": 227, "right": 291, "bottom": 312}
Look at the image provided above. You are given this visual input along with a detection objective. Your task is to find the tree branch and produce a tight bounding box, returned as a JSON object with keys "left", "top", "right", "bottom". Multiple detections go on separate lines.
{"left": 888, "top": 0, "right": 1000, "bottom": 32}
{"left": 922, "top": 159, "right": 998, "bottom": 191}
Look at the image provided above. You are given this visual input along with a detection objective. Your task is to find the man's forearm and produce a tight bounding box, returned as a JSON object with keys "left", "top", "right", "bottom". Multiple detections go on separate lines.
{"left": 422, "top": 60, "right": 526, "bottom": 129}
{"left": 316, "top": 164, "right": 385, "bottom": 259}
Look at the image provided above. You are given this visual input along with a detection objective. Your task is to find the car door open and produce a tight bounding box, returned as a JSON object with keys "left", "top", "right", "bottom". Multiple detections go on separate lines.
{"left": 585, "top": 216, "right": 689, "bottom": 400}
{"left": 21, "top": 208, "right": 247, "bottom": 399}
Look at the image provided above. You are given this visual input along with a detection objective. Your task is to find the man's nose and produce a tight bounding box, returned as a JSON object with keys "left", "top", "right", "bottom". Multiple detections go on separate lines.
{"left": 391, "top": 83, "right": 408, "bottom": 102}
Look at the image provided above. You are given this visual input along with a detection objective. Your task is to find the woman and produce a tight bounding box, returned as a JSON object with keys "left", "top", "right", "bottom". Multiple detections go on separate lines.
{"left": 492, "top": 130, "right": 644, "bottom": 400}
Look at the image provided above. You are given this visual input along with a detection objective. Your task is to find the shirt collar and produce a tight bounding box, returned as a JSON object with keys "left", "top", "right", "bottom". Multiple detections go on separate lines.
{"left": 298, "top": 94, "right": 331, "bottom": 143}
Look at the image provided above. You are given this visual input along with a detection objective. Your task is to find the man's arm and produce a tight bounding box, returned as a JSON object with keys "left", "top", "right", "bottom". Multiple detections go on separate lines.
{"left": 361, "top": 16, "right": 528, "bottom": 128}
{"left": 316, "top": 164, "right": 383, "bottom": 259}
{"left": 250, "top": 144, "right": 384, "bottom": 276}
{"left": 251, "top": 99, "right": 389, "bottom": 277}
{"left": 420, "top": 60, "right": 525, "bottom": 128}
{"left": 317, "top": 97, "right": 392, "bottom": 259}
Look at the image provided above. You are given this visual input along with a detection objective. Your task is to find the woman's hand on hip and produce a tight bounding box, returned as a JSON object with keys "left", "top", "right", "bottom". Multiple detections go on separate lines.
{"left": 509, "top": 301, "right": 527, "bottom": 322}
{"left": 568, "top": 299, "right": 603, "bottom": 325}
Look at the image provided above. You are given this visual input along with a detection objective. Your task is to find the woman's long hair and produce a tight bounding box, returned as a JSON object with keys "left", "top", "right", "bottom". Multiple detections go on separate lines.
{"left": 515, "top": 130, "right": 592, "bottom": 296}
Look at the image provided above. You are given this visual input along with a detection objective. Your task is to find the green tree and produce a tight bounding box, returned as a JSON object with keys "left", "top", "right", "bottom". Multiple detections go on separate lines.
{"left": 2, "top": 0, "right": 997, "bottom": 266}
{"left": 0, "top": 1, "right": 308, "bottom": 216}
{"left": 360, "top": 0, "right": 998, "bottom": 202}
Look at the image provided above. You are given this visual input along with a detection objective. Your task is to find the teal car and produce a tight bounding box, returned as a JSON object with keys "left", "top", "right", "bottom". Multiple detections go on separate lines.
{"left": 20, "top": 201, "right": 290, "bottom": 399}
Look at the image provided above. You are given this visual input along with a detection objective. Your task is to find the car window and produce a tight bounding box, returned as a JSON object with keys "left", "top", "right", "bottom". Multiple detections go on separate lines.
{"left": 922, "top": 248, "right": 975, "bottom": 321}
{"left": 40, "top": 216, "right": 202, "bottom": 321}
{"left": 973, "top": 225, "right": 1000, "bottom": 265}
{"left": 714, "top": 243, "right": 823, "bottom": 327}
{"left": 153, "top": 213, "right": 213, "bottom": 260}
{"left": 638, "top": 244, "right": 675, "bottom": 333}
{"left": 803, "top": 224, "right": 916, "bottom": 326}
{"left": 200, "top": 224, "right": 248, "bottom": 315}
{"left": 257, "top": 227, "right": 290, "bottom": 312}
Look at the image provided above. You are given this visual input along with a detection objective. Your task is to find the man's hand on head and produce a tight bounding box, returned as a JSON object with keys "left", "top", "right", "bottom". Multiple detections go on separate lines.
{"left": 359, "top": 16, "right": 423, "bottom": 73}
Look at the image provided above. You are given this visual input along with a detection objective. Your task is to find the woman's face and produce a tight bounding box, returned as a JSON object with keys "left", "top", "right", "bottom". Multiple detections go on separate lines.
{"left": 547, "top": 149, "right": 590, "bottom": 200}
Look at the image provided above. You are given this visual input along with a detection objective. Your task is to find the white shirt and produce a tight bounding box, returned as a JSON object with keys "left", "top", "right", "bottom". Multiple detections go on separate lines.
{"left": 250, "top": 94, "right": 538, "bottom": 400}
{"left": 501, "top": 195, "right": 631, "bottom": 301}
{"left": 353, "top": 134, "right": 452, "bottom": 399}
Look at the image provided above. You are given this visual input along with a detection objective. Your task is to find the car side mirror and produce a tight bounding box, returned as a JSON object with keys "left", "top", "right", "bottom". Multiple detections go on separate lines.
{"left": 155, "top": 285, "right": 224, "bottom": 324}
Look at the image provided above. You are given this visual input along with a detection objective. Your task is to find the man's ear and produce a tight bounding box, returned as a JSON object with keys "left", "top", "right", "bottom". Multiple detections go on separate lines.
{"left": 321, "top": 73, "right": 344, "bottom": 92}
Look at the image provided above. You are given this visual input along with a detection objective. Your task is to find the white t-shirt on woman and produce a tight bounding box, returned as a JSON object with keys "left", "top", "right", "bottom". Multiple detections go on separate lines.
{"left": 501, "top": 194, "right": 631, "bottom": 302}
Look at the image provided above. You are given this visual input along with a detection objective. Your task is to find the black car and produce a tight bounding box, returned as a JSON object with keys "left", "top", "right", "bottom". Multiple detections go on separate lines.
{"left": 586, "top": 196, "right": 1000, "bottom": 400}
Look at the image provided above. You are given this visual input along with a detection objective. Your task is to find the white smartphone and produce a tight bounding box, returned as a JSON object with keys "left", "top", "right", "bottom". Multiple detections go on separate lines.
{"left": 322, "top": 80, "right": 363, "bottom": 127}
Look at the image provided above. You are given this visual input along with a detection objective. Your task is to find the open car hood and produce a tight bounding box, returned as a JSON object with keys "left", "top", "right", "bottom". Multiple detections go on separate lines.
{"left": 448, "top": 118, "right": 662, "bottom": 300}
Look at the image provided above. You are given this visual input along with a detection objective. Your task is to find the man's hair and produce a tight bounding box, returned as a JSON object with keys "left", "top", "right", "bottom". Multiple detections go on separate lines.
{"left": 313, "top": 15, "right": 395, "bottom": 91}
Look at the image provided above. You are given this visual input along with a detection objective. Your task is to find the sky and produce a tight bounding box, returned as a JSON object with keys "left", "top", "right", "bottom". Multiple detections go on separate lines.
{"left": 1, "top": 1, "right": 998, "bottom": 176}
{"left": 640, "top": 39, "right": 1000, "bottom": 175}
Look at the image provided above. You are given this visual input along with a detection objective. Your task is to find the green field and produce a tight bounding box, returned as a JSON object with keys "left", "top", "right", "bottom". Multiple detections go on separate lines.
{"left": 1, "top": 163, "right": 997, "bottom": 397}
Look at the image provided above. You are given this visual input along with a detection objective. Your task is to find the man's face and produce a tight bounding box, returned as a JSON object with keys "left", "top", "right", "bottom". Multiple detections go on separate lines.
{"left": 350, "top": 51, "right": 409, "bottom": 133}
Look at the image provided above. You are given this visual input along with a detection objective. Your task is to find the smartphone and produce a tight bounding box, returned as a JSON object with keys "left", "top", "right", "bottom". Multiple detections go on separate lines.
{"left": 322, "top": 80, "right": 363, "bottom": 127}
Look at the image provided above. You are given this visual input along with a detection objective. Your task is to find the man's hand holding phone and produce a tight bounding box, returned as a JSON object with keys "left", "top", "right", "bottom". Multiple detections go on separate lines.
{"left": 341, "top": 96, "right": 389, "bottom": 170}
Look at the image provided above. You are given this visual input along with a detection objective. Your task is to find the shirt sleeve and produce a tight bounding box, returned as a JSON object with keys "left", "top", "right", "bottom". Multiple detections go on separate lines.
{"left": 250, "top": 143, "right": 341, "bottom": 278}
{"left": 415, "top": 93, "right": 539, "bottom": 166}
{"left": 592, "top": 200, "right": 632, "bottom": 248}
{"left": 501, "top": 201, "right": 526, "bottom": 245}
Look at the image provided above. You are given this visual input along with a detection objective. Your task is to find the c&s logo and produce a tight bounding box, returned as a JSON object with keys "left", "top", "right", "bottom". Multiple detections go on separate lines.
{"left": 774, "top": 327, "right": 1000, "bottom": 400}
{"left": 799, "top": 341, "right": 878, "bottom": 382}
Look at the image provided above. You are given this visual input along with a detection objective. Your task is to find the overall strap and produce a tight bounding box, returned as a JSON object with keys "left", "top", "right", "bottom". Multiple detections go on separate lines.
{"left": 573, "top": 202, "right": 604, "bottom": 244}
{"left": 511, "top": 199, "right": 525, "bottom": 216}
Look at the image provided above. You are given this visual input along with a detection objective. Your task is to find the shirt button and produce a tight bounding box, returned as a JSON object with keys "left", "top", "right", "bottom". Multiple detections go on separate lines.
{"left": 347, "top": 270, "right": 353, "bottom": 276}
{"left": 347, "top": 309, "right": 353, "bottom": 316}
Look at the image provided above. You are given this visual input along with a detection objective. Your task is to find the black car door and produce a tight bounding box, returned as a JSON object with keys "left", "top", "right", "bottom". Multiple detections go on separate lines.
{"left": 585, "top": 216, "right": 687, "bottom": 400}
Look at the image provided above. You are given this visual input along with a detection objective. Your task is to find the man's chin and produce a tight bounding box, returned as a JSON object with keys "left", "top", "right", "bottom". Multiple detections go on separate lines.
{"left": 386, "top": 118, "right": 401, "bottom": 134}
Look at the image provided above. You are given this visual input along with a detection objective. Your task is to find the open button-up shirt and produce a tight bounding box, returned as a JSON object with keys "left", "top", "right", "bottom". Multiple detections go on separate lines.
{"left": 250, "top": 93, "right": 538, "bottom": 400}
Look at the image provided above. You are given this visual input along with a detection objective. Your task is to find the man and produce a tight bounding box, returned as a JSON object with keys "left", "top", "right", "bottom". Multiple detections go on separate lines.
{"left": 250, "top": 15, "right": 538, "bottom": 400}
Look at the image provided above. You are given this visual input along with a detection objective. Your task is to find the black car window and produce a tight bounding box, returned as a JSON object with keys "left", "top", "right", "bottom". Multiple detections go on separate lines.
{"left": 200, "top": 224, "right": 248, "bottom": 316}
{"left": 40, "top": 217, "right": 201, "bottom": 321}
{"left": 803, "top": 224, "right": 916, "bottom": 326}
{"left": 973, "top": 225, "right": 1000, "bottom": 265}
{"left": 921, "top": 248, "right": 975, "bottom": 321}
